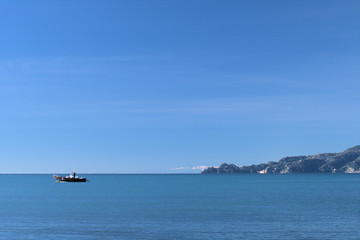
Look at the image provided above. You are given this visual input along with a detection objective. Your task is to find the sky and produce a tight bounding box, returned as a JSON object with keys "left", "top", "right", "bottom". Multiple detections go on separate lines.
{"left": 0, "top": 0, "right": 359, "bottom": 173}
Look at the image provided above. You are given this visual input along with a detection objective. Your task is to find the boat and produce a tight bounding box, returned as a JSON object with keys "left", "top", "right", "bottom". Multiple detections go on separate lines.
{"left": 53, "top": 172, "right": 87, "bottom": 182}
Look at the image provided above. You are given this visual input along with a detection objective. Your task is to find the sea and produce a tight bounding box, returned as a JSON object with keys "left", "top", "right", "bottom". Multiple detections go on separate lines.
{"left": 0, "top": 174, "right": 359, "bottom": 240}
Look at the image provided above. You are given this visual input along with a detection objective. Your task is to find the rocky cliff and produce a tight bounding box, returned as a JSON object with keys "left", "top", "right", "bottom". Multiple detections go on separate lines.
{"left": 201, "top": 145, "right": 360, "bottom": 174}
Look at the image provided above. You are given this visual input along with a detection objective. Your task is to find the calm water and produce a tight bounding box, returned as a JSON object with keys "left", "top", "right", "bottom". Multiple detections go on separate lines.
{"left": 0, "top": 174, "right": 359, "bottom": 239}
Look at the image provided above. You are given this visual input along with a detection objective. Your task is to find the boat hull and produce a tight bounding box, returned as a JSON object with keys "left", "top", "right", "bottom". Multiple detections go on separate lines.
{"left": 53, "top": 175, "right": 87, "bottom": 182}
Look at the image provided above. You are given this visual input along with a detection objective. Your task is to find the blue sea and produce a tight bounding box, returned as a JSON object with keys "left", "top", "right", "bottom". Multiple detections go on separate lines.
{"left": 0, "top": 174, "right": 359, "bottom": 240}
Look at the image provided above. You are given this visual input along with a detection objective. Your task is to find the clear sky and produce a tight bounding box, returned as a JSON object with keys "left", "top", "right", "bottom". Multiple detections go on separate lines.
{"left": 0, "top": 0, "right": 359, "bottom": 173}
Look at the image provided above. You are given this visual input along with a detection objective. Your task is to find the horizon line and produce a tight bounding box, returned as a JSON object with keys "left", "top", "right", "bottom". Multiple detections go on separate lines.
{"left": 0, "top": 173, "right": 202, "bottom": 175}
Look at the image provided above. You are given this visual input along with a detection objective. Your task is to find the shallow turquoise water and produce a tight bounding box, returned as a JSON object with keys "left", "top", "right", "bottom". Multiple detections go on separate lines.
{"left": 0, "top": 174, "right": 359, "bottom": 239}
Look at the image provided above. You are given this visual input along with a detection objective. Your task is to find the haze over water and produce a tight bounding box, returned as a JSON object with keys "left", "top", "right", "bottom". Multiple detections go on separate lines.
{"left": 1, "top": 174, "right": 359, "bottom": 239}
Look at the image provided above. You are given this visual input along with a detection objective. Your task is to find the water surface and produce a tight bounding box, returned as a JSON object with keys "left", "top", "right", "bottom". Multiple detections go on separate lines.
{"left": 0, "top": 174, "right": 359, "bottom": 239}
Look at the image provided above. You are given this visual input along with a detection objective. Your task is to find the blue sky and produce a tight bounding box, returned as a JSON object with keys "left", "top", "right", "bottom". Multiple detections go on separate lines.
{"left": 0, "top": 0, "right": 359, "bottom": 173}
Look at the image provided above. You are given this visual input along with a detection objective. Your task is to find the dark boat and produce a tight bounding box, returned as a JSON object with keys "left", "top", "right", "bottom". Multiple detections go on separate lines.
{"left": 53, "top": 172, "right": 87, "bottom": 182}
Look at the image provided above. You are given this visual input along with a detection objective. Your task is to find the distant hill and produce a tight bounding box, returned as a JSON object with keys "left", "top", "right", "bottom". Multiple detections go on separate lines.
{"left": 201, "top": 145, "right": 360, "bottom": 174}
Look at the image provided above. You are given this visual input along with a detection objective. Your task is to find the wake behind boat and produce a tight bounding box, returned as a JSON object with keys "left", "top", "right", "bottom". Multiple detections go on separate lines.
{"left": 53, "top": 172, "right": 87, "bottom": 182}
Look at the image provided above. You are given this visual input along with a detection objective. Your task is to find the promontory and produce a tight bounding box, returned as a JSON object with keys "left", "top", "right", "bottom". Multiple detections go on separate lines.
{"left": 201, "top": 145, "right": 360, "bottom": 174}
